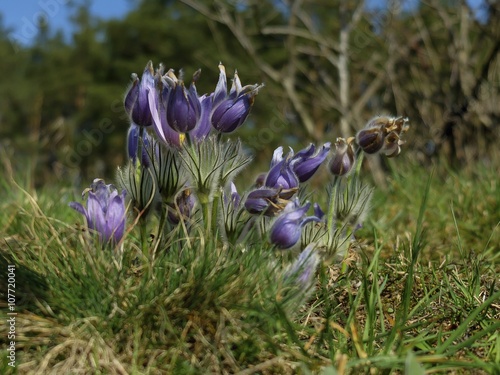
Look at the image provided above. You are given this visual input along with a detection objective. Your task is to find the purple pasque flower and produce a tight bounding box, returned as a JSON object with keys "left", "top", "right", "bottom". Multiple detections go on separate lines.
{"left": 244, "top": 186, "right": 297, "bottom": 216}
{"left": 291, "top": 142, "right": 331, "bottom": 182}
{"left": 149, "top": 83, "right": 182, "bottom": 147}
{"left": 124, "top": 61, "right": 155, "bottom": 127}
{"left": 148, "top": 67, "right": 202, "bottom": 146}
{"left": 265, "top": 147, "right": 299, "bottom": 190}
{"left": 69, "top": 179, "right": 127, "bottom": 245}
{"left": 270, "top": 200, "right": 321, "bottom": 249}
{"left": 211, "top": 63, "right": 263, "bottom": 133}
{"left": 127, "top": 124, "right": 152, "bottom": 167}
{"left": 163, "top": 69, "right": 202, "bottom": 134}
{"left": 329, "top": 137, "right": 355, "bottom": 176}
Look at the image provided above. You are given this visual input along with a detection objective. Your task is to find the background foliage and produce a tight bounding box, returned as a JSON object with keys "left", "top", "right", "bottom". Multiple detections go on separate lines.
{"left": 0, "top": 0, "right": 499, "bottom": 187}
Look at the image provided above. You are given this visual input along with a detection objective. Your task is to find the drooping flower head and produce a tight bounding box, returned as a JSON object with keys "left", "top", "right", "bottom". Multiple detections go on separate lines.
{"left": 211, "top": 63, "right": 263, "bottom": 133}
{"left": 124, "top": 61, "right": 155, "bottom": 127}
{"left": 269, "top": 200, "right": 321, "bottom": 249}
{"left": 356, "top": 116, "right": 409, "bottom": 156}
{"left": 70, "top": 179, "right": 127, "bottom": 245}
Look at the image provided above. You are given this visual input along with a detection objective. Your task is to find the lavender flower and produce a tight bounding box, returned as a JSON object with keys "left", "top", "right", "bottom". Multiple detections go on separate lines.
{"left": 70, "top": 179, "right": 127, "bottom": 245}
{"left": 124, "top": 61, "right": 155, "bottom": 127}
{"left": 211, "top": 64, "right": 263, "bottom": 133}
{"left": 270, "top": 200, "right": 321, "bottom": 249}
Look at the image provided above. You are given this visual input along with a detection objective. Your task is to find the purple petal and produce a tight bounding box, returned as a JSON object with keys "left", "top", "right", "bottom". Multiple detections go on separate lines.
{"left": 105, "top": 193, "right": 127, "bottom": 243}
{"left": 212, "top": 63, "right": 228, "bottom": 108}
{"left": 87, "top": 191, "right": 106, "bottom": 232}
{"left": 191, "top": 93, "right": 212, "bottom": 140}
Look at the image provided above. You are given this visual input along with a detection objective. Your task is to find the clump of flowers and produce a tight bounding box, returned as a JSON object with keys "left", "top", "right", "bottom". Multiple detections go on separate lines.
{"left": 69, "top": 59, "right": 410, "bottom": 308}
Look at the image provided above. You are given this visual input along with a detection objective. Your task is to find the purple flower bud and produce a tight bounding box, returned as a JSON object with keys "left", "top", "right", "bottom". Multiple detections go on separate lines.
{"left": 69, "top": 179, "right": 127, "bottom": 245}
{"left": 291, "top": 143, "right": 331, "bottom": 182}
{"left": 329, "top": 137, "right": 355, "bottom": 176}
{"left": 127, "top": 124, "right": 151, "bottom": 167}
{"left": 211, "top": 64, "right": 263, "bottom": 133}
{"left": 164, "top": 70, "right": 202, "bottom": 133}
{"left": 265, "top": 156, "right": 299, "bottom": 190}
{"left": 270, "top": 201, "right": 320, "bottom": 249}
{"left": 124, "top": 61, "right": 155, "bottom": 127}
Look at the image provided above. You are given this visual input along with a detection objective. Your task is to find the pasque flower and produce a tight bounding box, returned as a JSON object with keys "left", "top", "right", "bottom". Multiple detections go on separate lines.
{"left": 70, "top": 179, "right": 127, "bottom": 245}
{"left": 124, "top": 61, "right": 155, "bottom": 127}
{"left": 164, "top": 69, "right": 202, "bottom": 133}
{"left": 211, "top": 64, "right": 263, "bottom": 133}
{"left": 356, "top": 116, "right": 409, "bottom": 156}
{"left": 265, "top": 152, "right": 299, "bottom": 190}
{"left": 329, "top": 137, "right": 355, "bottom": 176}
{"left": 244, "top": 187, "right": 296, "bottom": 216}
{"left": 149, "top": 67, "right": 202, "bottom": 146}
{"left": 266, "top": 143, "right": 331, "bottom": 188}
{"left": 291, "top": 143, "right": 331, "bottom": 182}
{"left": 270, "top": 200, "right": 321, "bottom": 249}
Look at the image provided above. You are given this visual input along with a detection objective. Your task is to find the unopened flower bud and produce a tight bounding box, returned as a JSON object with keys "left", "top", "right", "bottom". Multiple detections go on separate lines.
{"left": 124, "top": 61, "right": 155, "bottom": 127}
{"left": 356, "top": 126, "right": 385, "bottom": 154}
{"left": 329, "top": 137, "right": 355, "bottom": 176}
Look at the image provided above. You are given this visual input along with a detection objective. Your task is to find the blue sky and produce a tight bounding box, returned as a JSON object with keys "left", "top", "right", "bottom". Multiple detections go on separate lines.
{"left": 0, "top": 0, "right": 134, "bottom": 46}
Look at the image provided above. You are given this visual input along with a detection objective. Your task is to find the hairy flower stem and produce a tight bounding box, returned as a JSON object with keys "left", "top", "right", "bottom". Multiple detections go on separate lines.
{"left": 199, "top": 191, "right": 213, "bottom": 235}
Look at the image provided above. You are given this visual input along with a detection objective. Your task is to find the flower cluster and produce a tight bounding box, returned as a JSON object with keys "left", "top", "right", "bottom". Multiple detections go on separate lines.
{"left": 69, "top": 58, "right": 410, "bottom": 299}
